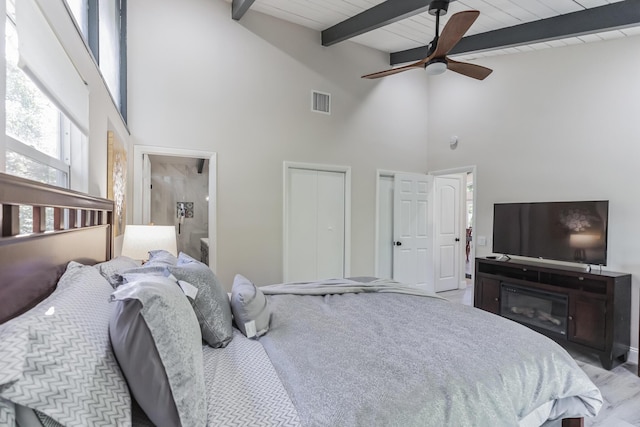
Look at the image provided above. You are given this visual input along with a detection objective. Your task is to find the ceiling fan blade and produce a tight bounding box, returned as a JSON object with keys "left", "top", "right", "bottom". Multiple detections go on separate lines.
{"left": 361, "top": 61, "right": 424, "bottom": 79}
{"left": 447, "top": 58, "right": 493, "bottom": 80}
{"left": 433, "top": 10, "right": 480, "bottom": 58}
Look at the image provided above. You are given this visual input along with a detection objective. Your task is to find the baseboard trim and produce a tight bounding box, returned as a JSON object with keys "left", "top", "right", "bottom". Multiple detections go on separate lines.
{"left": 629, "top": 346, "right": 638, "bottom": 365}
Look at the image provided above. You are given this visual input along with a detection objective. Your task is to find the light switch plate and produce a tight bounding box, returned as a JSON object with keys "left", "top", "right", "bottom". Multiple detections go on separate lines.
{"left": 477, "top": 236, "right": 487, "bottom": 246}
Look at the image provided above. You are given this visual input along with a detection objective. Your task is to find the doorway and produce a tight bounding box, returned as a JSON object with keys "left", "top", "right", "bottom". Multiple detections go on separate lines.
{"left": 133, "top": 146, "right": 217, "bottom": 270}
{"left": 283, "top": 162, "right": 351, "bottom": 282}
{"left": 146, "top": 155, "right": 209, "bottom": 262}
{"left": 465, "top": 171, "right": 474, "bottom": 283}
{"left": 430, "top": 166, "right": 477, "bottom": 291}
{"left": 375, "top": 170, "right": 433, "bottom": 289}
{"left": 375, "top": 166, "right": 476, "bottom": 293}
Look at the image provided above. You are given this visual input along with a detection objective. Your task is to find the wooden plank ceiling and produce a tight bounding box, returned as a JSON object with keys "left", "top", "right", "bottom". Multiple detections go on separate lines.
{"left": 228, "top": 0, "right": 640, "bottom": 63}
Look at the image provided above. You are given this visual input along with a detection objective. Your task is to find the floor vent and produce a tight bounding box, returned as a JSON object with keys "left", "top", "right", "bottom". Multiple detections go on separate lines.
{"left": 311, "top": 90, "right": 331, "bottom": 115}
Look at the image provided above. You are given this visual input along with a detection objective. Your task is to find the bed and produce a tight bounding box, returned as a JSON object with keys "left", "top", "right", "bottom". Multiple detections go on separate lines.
{"left": 0, "top": 172, "right": 602, "bottom": 427}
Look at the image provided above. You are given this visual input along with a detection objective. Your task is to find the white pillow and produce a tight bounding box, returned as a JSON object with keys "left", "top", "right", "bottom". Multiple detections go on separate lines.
{"left": 230, "top": 274, "right": 271, "bottom": 338}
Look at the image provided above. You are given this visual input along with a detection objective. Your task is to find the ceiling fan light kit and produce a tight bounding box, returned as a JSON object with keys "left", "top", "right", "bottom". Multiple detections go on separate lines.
{"left": 361, "top": 3, "right": 493, "bottom": 82}
{"left": 425, "top": 59, "right": 447, "bottom": 76}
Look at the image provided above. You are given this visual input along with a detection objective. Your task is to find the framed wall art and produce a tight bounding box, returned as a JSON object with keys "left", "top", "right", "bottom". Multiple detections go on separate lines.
{"left": 107, "top": 130, "right": 126, "bottom": 237}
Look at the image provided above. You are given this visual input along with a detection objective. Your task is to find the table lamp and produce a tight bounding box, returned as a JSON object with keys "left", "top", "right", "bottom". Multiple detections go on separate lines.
{"left": 121, "top": 225, "right": 177, "bottom": 262}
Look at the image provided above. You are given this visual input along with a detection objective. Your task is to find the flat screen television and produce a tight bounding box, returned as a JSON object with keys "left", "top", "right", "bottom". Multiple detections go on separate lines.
{"left": 493, "top": 201, "right": 609, "bottom": 265}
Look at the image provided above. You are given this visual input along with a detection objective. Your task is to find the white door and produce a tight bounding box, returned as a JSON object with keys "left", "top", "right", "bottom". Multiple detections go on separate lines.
{"left": 393, "top": 174, "right": 432, "bottom": 287}
{"left": 434, "top": 175, "right": 463, "bottom": 292}
{"left": 142, "top": 154, "right": 151, "bottom": 224}
{"left": 285, "top": 167, "right": 347, "bottom": 282}
{"left": 376, "top": 175, "right": 394, "bottom": 279}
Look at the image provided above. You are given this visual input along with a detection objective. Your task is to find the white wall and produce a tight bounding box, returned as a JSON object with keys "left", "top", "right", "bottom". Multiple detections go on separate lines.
{"left": 426, "top": 36, "right": 640, "bottom": 352}
{"left": 127, "top": 0, "right": 430, "bottom": 288}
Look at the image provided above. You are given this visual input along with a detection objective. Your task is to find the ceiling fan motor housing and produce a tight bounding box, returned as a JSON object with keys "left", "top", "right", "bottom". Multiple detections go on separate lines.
{"left": 428, "top": 0, "right": 450, "bottom": 16}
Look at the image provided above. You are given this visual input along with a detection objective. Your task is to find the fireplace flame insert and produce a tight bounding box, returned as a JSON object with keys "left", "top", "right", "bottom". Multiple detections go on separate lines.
{"left": 500, "top": 283, "right": 568, "bottom": 337}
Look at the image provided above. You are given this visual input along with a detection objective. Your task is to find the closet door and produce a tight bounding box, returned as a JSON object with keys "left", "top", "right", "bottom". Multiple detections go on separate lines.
{"left": 316, "top": 170, "right": 345, "bottom": 279}
{"left": 285, "top": 167, "right": 346, "bottom": 282}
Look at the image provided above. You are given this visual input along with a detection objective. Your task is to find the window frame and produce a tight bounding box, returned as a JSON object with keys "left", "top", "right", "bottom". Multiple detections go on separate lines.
{"left": 70, "top": 0, "right": 127, "bottom": 122}
{"left": 4, "top": 5, "right": 77, "bottom": 189}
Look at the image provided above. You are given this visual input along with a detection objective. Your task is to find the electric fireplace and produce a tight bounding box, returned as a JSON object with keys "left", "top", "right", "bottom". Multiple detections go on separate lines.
{"left": 500, "top": 283, "right": 568, "bottom": 337}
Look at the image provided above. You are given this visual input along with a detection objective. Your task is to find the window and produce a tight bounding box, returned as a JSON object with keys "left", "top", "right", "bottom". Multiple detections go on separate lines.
{"left": 65, "top": 0, "right": 127, "bottom": 120}
{"left": 5, "top": 0, "right": 87, "bottom": 231}
{"left": 65, "top": 0, "right": 88, "bottom": 39}
{"left": 99, "top": 0, "right": 121, "bottom": 108}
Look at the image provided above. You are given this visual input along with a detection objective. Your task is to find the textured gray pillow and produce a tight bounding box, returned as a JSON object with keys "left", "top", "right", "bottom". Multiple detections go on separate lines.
{"left": 231, "top": 274, "right": 271, "bottom": 338}
{"left": 146, "top": 249, "right": 178, "bottom": 267}
{"left": 167, "top": 258, "right": 233, "bottom": 348}
{"left": 110, "top": 277, "right": 206, "bottom": 427}
{"left": 0, "top": 262, "right": 131, "bottom": 426}
{"left": 94, "top": 256, "right": 140, "bottom": 288}
{"left": 177, "top": 251, "right": 198, "bottom": 265}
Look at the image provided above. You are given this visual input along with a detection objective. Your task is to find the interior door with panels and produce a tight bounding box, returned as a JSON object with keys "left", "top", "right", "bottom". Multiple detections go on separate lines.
{"left": 393, "top": 173, "right": 432, "bottom": 286}
{"left": 434, "top": 175, "right": 462, "bottom": 292}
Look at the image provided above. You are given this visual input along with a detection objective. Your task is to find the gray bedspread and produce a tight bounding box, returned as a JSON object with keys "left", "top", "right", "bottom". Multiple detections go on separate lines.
{"left": 258, "top": 280, "right": 602, "bottom": 427}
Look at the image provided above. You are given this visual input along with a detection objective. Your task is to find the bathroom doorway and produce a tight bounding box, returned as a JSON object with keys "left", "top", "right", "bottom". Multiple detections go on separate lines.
{"left": 147, "top": 155, "right": 209, "bottom": 263}
{"left": 133, "top": 146, "right": 217, "bottom": 270}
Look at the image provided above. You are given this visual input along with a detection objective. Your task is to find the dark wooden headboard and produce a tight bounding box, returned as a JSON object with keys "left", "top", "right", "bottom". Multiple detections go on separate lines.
{"left": 0, "top": 172, "right": 114, "bottom": 324}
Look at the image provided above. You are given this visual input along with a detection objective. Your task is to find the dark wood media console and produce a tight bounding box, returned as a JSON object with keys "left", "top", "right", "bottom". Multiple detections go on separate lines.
{"left": 474, "top": 257, "right": 631, "bottom": 370}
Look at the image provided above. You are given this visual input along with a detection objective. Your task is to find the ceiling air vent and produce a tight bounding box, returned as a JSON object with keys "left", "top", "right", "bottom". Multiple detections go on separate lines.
{"left": 311, "top": 90, "right": 331, "bottom": 115}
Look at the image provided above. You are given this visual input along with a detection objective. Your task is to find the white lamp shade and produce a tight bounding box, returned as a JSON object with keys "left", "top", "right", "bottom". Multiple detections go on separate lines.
{"left": 121, "top": 225, "right": 177, "bottom": 261}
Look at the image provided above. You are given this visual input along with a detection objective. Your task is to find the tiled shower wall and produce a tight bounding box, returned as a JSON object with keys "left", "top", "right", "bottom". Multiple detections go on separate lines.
{"left": 150, "top": 159, "right": 209, "bottom": 262}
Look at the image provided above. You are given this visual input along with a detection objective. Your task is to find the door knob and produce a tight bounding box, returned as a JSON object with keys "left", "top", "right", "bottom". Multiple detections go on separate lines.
{"left": 394, "top": 241, "right": 402, "bottom": 246}
{"left": 455, "top": 238, "right": 460, "bottom": 242}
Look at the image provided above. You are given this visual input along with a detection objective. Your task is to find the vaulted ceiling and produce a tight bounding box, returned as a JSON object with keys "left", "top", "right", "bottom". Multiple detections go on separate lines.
{"left": 229, "top": 0, "right": 640, "bottom": 63}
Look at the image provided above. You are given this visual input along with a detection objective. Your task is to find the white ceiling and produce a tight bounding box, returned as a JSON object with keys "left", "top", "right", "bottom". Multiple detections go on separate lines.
{"left": 230, "top": 0, "right": 640, "bottom": 62}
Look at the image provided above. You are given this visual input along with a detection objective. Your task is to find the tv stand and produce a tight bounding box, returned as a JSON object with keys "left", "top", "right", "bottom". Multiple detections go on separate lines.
{"left": 474, "top": 257, "right": 631, "bottom": 370}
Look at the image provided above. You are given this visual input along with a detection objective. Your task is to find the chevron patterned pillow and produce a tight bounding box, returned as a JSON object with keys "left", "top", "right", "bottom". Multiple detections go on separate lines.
{"left": 0, "top": 262, "right": 131, "bottom": 426}
{"left": 0, "top": 398, "right": 15, "bottom": 426}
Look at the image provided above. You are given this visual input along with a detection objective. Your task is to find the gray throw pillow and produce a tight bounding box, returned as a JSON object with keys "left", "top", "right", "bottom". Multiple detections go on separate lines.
{"left": 146, "top": 249, "right": 178, "bottom": 267}
{"left": 0, "top": 262, "right": 131, "bottom": 426}
{"left": 177, "top": 251, "right": 199, "bottom": 265}
{"left": 167, "top": 258, "right": 233, "bottom": 348}
{"left": 94, "top": 256, "right": 140, "bottom": 288}
{"left": 231, "top": 274, "right": 271, "bottom": 338}
{"left": 110, "top": 277, "right": 206, "bottom": 427}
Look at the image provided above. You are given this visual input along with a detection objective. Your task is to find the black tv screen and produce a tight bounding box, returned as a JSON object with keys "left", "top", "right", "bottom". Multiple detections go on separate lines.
{"left": 493, "top": 201, "right": 609, "bottom": 265}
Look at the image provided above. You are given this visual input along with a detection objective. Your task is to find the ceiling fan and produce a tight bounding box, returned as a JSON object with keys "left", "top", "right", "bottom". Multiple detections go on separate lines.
{"left": 362, "top": 0, "right": 492, "bottom": 81}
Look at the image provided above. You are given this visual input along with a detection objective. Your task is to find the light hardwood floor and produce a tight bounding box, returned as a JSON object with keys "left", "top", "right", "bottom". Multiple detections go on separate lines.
{"left": 438, "top": 285, "right": 640, "bottom": 427}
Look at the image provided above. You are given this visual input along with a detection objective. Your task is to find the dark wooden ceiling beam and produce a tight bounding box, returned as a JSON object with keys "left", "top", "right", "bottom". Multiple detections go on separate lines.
{"left": 390, "top": 0, "right": 640, "bottom": 65}
{"left": 231, "top": 0, "right": 256, "bottom": 21}
{"left": 322, "top": 0, "right": 432, "bottom": 47}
